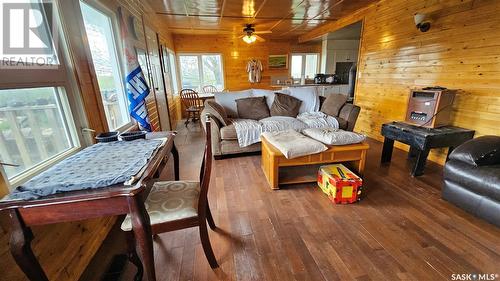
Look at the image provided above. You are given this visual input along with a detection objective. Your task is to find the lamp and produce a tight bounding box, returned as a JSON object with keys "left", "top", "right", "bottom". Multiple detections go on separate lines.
{"left": 242, "top": 34, "right": 257, "bottom": 44}
{"left": 414, "top": 13, "right": 431, "bottom": 32}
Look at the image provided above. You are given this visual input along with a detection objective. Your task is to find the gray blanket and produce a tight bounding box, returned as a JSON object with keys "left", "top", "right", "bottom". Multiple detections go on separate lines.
{"left": 4, "top": 139, "right": 163, "bottom": 200}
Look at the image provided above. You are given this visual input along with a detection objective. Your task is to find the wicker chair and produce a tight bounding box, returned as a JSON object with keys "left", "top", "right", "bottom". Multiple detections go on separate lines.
{"left": 180, "top": 89, "right": 204, "bottom": 126}
{"left": 202, "top": 85, "right": 218, "bottom": 93}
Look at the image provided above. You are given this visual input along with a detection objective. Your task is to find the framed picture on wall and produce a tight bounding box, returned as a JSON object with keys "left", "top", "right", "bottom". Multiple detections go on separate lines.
{"left": 268, "top": 54, "right": 288, "bottom": 69}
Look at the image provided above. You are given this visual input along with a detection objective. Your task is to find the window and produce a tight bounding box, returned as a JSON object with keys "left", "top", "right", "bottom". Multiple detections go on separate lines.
{"left": 0, "top": 0, "right": 83, "bottom": 186}
{"left": 168, "top": 51, "right": 179, "bottom": 95}
{"left": 0, "top": 87, "right": 77, "bottom": 180}
{"left": 291, "top": 53, "right": 319, "bottom": 80}
{"left": 161, "top": 47, "right": 180, "bottom": 95}
{"left": 178, "top": 54, "right": 224, "bottom": 92}
{"left": 80, "top": 1, "right": 130, "bottom": 131}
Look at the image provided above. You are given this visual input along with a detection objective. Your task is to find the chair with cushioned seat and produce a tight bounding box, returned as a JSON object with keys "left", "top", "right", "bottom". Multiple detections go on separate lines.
{"left": 121, "top": 117, "right": 218, "bottom": 280}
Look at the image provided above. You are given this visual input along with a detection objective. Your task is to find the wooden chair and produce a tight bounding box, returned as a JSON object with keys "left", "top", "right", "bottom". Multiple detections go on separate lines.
{"left": 121, "top": 117, "right": 218, "bottom": 280}
{"left": 180, "top": 89, "right": 204, "bottom": 127}
{"left": 202, "top": 85, "right": 218, "bottom": 93}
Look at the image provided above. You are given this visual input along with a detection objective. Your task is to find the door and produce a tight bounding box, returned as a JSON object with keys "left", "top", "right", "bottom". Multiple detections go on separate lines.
{"left": 145, "top": 27, "right": 171, "bottom": 130}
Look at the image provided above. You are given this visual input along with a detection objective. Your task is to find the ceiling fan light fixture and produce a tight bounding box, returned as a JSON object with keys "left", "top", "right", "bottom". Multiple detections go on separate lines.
{"left": 243, "top": 34, "right": 257, "bottom": 44}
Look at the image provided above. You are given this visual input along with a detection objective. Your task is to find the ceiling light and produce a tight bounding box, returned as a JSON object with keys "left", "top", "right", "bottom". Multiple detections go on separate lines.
{"left": 243, "top": 35, "right": 257, "bottom": 44}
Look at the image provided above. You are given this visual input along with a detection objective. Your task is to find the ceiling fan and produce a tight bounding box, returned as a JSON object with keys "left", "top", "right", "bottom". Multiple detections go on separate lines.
{"left": 239, "top": 24, "right": 272, "bottom": 43}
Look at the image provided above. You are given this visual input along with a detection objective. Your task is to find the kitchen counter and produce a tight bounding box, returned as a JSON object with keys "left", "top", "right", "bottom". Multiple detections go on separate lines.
{"left": 271, "top": 83, "right": 348, "bottom": 88}
{"left": 272, "top": 84, "right": 351, "bottom": 97}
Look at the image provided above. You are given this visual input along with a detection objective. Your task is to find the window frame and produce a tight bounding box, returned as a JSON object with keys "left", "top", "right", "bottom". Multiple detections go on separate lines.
{"left": 167, "top": 49, "right": 180, "bottom": 95}
{"left": 0, "top": 0, "right": 87, "bottom": 188}
{"left": 177, "top": 53, "right": 225, "bottom": 92}
{"left": 290, "top": 53, "right": 320, "bottom": 80}
{"left": 79, "top": 0, "right": 134, "bottom": 132}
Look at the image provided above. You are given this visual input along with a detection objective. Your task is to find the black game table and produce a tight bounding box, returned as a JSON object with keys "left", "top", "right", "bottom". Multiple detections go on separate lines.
{"left": 381, "top": 122, "right": 475, "bottom": 176}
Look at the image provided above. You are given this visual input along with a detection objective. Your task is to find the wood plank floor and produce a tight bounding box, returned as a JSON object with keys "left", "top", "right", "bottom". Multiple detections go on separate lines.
{"left": 105, "top": 123, "right": 499, "bottom": 281}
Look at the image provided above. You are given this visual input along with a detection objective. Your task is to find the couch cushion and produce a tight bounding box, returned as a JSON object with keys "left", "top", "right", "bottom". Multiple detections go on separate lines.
{"left": 214, "top": 90, "right": 253, "bottom": 118}
{"left": 287, "top": 87, "right": 320, "bottom": 113}
{"left": 336, "top": 117, "right": 348, "bottom": 130}
{"left": 252, "top": 89, "right": 276, "bottom": 109}
{"left": 220, "top": 124, "right": 237, "bottom": 140}
{"left": 321, "top": 94, "right": 348, "bottom": 117}
{"left": 204, "top": 100, "right": 231, "bottom": 126}
{"left": 270, "top": 93, "right": 302, "bottom": 117}
{"left": 449, "top": 136, "right": 500, "bottom": 167}
{"left": 236, "top": 96, "right": 270, "bottom": 120}
{"left": 444, "top": 160, "right": 500, "bottom": 202}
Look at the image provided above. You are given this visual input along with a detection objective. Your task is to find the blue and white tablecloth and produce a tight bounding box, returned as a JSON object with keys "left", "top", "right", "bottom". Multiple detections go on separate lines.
{"left": 5, "top": 139, "right": 163, "bottom": 200}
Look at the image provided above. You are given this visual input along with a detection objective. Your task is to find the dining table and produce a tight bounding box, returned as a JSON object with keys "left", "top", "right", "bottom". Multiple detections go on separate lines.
{"left": 0, "top": 131, "right": 179, "bottom": 281}
{"left": 197, "top": 92, "right": 215, "bottom": 102}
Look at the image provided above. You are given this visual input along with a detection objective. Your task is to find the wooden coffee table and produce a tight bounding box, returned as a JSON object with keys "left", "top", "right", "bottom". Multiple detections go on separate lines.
{"left": 261, "top": 136, "right": 369, "bottom": 189}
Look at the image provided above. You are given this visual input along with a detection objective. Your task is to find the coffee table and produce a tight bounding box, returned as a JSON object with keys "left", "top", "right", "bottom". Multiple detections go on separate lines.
{"left": 261, "top": 136, "right": 369, "bottom": 189}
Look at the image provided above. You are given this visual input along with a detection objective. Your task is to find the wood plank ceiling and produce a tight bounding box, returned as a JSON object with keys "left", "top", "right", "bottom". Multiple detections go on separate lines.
{"left": 146, "top": 0, "right": 378, "bottom": 39}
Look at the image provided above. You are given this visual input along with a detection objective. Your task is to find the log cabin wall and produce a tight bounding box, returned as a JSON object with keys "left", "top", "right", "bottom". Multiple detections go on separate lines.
{"left": 173, "top": 34, "right": 322, "bottom": 91}
{"left": 300, "top": 0, "right": 500, "bottom": 165}
{"left": 0, "top": 1, "right": 176, "bottom": 281}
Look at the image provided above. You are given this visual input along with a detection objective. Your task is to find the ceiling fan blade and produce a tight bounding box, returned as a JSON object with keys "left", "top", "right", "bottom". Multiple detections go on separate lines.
{"left": 255, "top": 34, "right": 266, "bottom": 42}
{"left": 254, "top": 30, "right": 272, "bottom": 34}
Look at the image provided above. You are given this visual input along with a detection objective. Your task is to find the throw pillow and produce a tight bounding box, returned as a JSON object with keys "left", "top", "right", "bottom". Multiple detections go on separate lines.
{"left": 270, "top": 93, "right": 302, "bottom": 117}
{"left": 214, "top": 90, "right": 253, "bottom": 118}
{"left": 204, "top": 100, "right": 231, "bottom": 126}
{"left": 287, "top": 87, "right": 320, "bottom": 113}
{"left": 261, "top": 130, "right": 328, "bottom": 159}
{"left": 302, "top": 128, "right": 366, "bottom": 145}
{"left": 321, "top": 94, "right": 348, "bottom": 117}
{"left": 235, "top": 96, "right": 270, "bottom": 120}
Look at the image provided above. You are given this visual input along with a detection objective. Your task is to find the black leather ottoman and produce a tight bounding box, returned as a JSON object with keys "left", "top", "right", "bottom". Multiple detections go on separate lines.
{"left": 442, "top": 136, "right": 500, "bottom": 227}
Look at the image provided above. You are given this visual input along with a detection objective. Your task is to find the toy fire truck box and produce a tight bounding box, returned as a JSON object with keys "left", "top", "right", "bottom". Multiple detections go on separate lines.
{"left": 317, "top": 164, "right": 363, "bottom": 204}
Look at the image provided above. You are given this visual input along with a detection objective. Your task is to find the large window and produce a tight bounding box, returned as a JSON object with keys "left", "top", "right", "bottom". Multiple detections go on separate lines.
{"left": 80, "top": 1, "right": 130, "bottom": 131}
{"left": 0, "top": 88, "right": 77, "bottom": 179}
{"left": 178, "top": 54, "right": 224, "bottom": 92}
{"left": 291, "top": 53, "right": 319, "bottom": 80}
{"left": 0, "top": 0, "right": 83, "bottom": 185}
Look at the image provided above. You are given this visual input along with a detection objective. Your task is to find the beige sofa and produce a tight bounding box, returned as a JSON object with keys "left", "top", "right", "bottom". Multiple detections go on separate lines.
{"left": 201, "top": 89, "right": 361, "bottom": 158}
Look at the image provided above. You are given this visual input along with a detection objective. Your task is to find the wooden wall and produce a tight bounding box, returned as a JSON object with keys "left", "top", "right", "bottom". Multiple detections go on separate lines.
{"left": 0, "top": 1, "right": 176, "bottom": 281}
{"left": 173, "top": 34, "right": 322, "bottom": 91}
{"left": 300, "top": 0, "right": 500, "bottom": 164}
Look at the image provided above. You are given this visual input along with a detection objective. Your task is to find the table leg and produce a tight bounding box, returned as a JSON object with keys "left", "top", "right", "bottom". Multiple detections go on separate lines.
{"left": 9, "top": 209, "right": 49, "bottom": 281}
{"left": 172, "top": 143, "right": 180, "bottom": 181}
{"left": 412, "top": 148, "right": 430, "bottom": 177}
{"left": 408, "top": 146, "right": 418, "bottom": 159}
{"left": 381, "top": 138, "right": 394, "bottom": 163}
{"left": 128, "top": 196, "right": 156, "bottom": 281}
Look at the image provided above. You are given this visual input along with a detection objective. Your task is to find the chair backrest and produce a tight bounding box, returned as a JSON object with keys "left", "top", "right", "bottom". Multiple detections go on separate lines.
{"left": 180, "top": 89, "right": 202, "bottom": 108}
{"left": 197, "top": 115, "right": 212, "bottom": 214}
{"left": 203, "top": 85, "right": 218, "bottom": 93}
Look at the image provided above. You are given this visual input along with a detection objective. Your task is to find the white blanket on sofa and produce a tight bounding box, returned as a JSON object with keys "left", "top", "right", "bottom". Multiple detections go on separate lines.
{"left": 232, "top": 112, "right": 339, "bottom": 147}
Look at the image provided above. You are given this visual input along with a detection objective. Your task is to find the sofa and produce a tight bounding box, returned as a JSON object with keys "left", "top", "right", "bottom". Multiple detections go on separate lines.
{"left": 201, "top": 88, "right": 361, "bottom": 158}
{"left": 442, "top": 136, "right": 500, "bottom": 227}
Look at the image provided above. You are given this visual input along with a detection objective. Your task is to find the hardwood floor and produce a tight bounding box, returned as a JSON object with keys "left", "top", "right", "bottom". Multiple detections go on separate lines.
{"left": 101, "top": 122, "right": 500, "bottom": 281}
